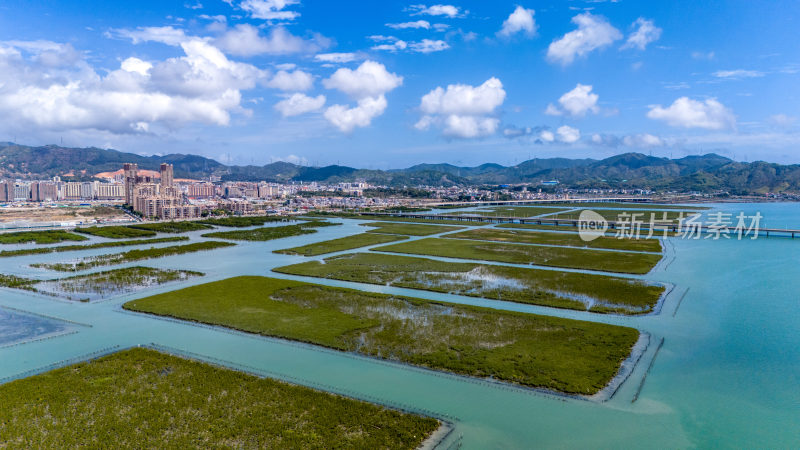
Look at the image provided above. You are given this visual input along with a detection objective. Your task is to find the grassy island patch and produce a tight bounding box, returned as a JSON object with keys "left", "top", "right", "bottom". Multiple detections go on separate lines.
{"left": 128, "top": 221, "right": 213, "bottom": 233}
{"left": 276, "top": 233, "right": 408, "bottom": 256}
{"left": 372, "top": 238, "right": 662, "bottom": 275}
{"left": 124, "top": 277, "right": 640, "bottom": 394}
{"left": 0, "top": 348, "right": 438, "bottom": 448}
{"left": 446, "top": 228, "right": 662, "bottom": 252}
{"left": 0, "top": 236, "right": 188, "bottom": 258}
{"left": 198, "top": 215, "right": 294, "bottom": 227}
{"left": 31, "top": 241, "right": 235, "bottom": 272}
{"left": 202, "top": 222, "right": 339, "bottom": 241}
{"left": 35, "top": 266, "right": 203, "bottom": 301}
{"left": 0, "top": 230, "right": 88, "bottom": 245}
{"left": 361, "top": 222, "right": 464, "bottom": 236}
{"left": 274, "top": 253, "right": 663, "bottom": 314}
{"left": 496, "top": 223, "right": 681, "bottom": 237}
{"left": 74, "top": 226, "right": 157, "bottom": 239}
{"left": 0, "top": 273, "right": 37, "bottom": 291}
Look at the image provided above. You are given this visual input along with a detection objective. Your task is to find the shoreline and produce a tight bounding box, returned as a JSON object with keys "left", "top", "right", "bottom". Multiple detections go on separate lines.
{"left": 588, "top": 332, "right": 650, "bottom": 402}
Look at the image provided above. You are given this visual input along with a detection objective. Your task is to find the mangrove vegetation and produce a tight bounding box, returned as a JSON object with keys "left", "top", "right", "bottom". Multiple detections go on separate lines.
{"left": 0, "top": 348, "right": 439, "bottom": 448}
{"left": 275, "top": 233, "right": 408, "bottom": 256}
{"left": 372, "top": 238, "right": 662, "bottom": 274}
{"left": 124, "top": 277, "right": 640, "bottom": 394}
{"left": 273, "top": 252, "right": 664, "bottom": 314}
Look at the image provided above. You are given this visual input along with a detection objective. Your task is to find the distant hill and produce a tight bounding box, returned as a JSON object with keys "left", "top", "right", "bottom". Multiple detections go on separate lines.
{"left": 1, "top": 142, "right": 799, "bottom": 194}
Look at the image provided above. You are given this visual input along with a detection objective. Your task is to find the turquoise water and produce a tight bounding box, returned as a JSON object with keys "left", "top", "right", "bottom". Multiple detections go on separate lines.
{"left": 0, "top": 203, "right": 798, "bottom": 448}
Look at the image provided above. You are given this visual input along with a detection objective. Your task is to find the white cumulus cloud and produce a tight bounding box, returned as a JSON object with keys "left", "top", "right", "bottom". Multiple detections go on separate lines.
{"left": 416, "top": 77, "right": 506, "bottom": 138}
{"left": 274, "top": 93, "right": 325, "bottom": 117}
{"left": 323, "top": 60, "right": 403, "bottom": 99}
{"left": 120, "top": 57, "right": 153, "bottom": 76}
{"left": 556, "top": 125, "right": 581, "bottom": 143}
{"left": 314, "top": 52, "right": 359, "bottom": 63}
{"left": 371, "top": 39, "right": 408, "bottom": 52}
{"left": 592, "top": 133, "right": 665, "bottom": 147}
{"left": 712, "top": 69, "right": 765, "bottom": 79}
{"left": 324, "top": 95, "right": 388, "bottom": 133}
{"left": 547, "top": 13, "right": 621, "bottom": 65}
{"left": 647, "top": 97, "right": 735, "bottom": 130}
{"left": 621, "top": 18, "right": 662, "bottom": 50}
{"left": 408, "top": 4, "right": 463, "bottom": 18}
{"left": 215, "top": 25, "right": 328, "bottom": 57}
{"left": 387, "top": 20, "right": 430, "bottom": 29}
{"left": 545, "top": 83, "right": 599, "bottom": 117}
{"left": 0, "top": 38, "right": 265, "bottom": 135}
{"left": 409, "top": 39, "right": 449, "bottom": 53}
{"left": 322, "top": 61, "right": 402, "bottom": 132}
{"left": 498, "top": 6, "right": 537, "bottom": 38}
{"left": 111, "top": 26, "right": 188, "bottom": 46}
{"left": 267, "top": 69, "right": 313, "bottom": 91}
{"left": 240, "top": 0, "right": 300, "bottom": 20}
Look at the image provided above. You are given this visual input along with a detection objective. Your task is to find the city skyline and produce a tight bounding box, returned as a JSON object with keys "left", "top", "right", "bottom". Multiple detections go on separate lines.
{"left": 0, "top": 1, "right": 798, "bottom": 168}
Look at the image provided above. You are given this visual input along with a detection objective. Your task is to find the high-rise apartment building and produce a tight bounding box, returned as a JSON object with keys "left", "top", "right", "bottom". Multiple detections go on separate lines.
{"left": 160, "top": 163, "right": 173, "bottom": 188}
{"left": 123, "top": 162, "right": 139, "bottom": 205}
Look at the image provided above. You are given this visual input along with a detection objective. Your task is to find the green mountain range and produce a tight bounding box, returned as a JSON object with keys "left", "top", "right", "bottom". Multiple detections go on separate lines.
{"left": 1, "top": 142, "right": 798, "bottom": 194}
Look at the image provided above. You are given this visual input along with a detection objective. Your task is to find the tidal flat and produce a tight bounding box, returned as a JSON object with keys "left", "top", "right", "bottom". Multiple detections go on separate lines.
{"left": 276, "top": 232, "right": 408, "bottom": 256}
{"left": 124, "top": 276, "right": 640, "bottom": 394}
{"left": 372, "top": 237, "right": 662, "bottom": 275}
{"left": 273, "top": 252, "right": 664, "bottom": 314}
{"left": 34, "top": 266, "right": 204, "bottom": 301}
{"left": 0, "top": 348, "right": 439, "bottom": 449}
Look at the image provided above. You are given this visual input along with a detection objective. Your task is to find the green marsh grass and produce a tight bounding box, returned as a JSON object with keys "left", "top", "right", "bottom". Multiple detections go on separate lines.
{"left": 74, "top": 226, "right": 157, "bottom": 239}
{"left": 125, "top": 277, "right": 640, "bottom": 394}
{"left": 0, "top": 236, "right": 188, "bottom": 258}
{"left": 275, "top": 233, "right": 408, "bottom": 256}
{"left": 128, "top": 221, "right": 213, "bottom": 233}
{"left": 198, "top": 215, "right": 294, "bottom": 227}
{"left": 0, "top": 348, "right": 438, "bottom": 448}
{"left": 0, "top": 230, "right": 87, "bottom": 245}
{"left": 36, "top": 266, "right": 204, "bottom": 301}
{"left": 372, "top": 238, "right": 662, "bottom": 274}
{"left": 446, "top": 228, "right": 662, "bottom": 252}
{"left": 31, "top": 241, "right": 235, "bottom": 272}
{"left": 202, "top": 221, "right": 339, "bottom": 241}
{"left": 361, "top": 222, "right": 464, "bottom": 236}
{"left": 273, "top": 252, "right": 664, "bottom": 314}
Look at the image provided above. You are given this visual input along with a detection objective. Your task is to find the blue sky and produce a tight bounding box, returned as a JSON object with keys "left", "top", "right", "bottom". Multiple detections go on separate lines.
{"left": 0, "top": 0, "right": 798, "bottom": 168}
